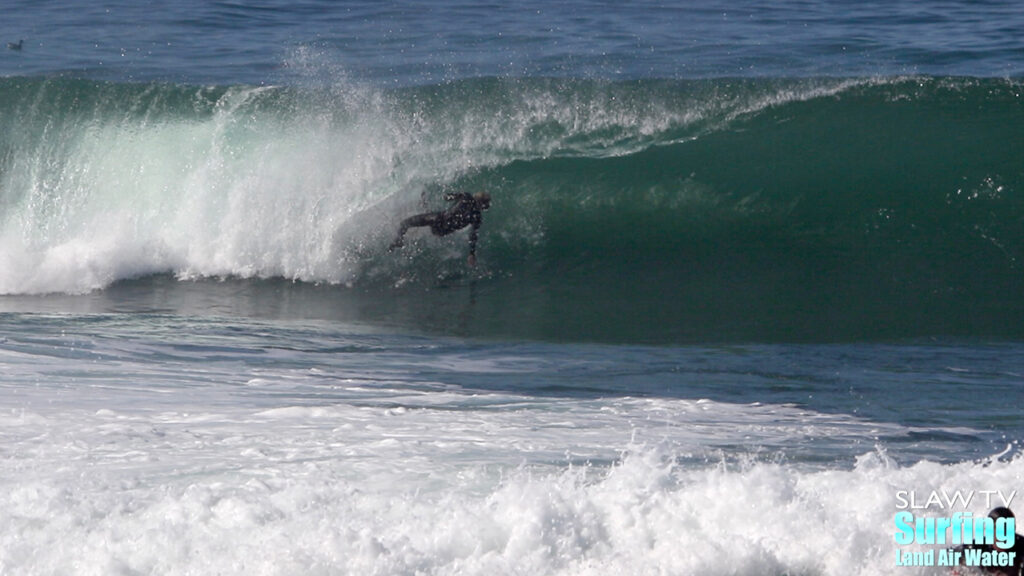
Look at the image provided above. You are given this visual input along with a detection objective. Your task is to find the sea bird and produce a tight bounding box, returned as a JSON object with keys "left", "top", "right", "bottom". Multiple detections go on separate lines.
{"left": 7, "top": 40, "right": 23, "bottom": 51}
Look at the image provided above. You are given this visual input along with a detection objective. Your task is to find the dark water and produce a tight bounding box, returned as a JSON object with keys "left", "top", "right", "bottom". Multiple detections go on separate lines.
{"left": 2, "top": 0, "right": 1022, "bottom": 83}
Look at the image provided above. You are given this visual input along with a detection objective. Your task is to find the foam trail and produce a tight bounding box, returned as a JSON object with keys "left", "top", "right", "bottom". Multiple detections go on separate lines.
{"left": 3, "top": 410, "right": 1021, "bottom": 576}
{"left": 0, "top": 312, "right": 1019, "bottom": 574}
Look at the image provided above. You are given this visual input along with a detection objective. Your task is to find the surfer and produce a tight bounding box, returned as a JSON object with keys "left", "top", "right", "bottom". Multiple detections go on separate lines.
{"left": 389, "top": 192, "right": 491, "bottom": 267}
{"left": 954, "top": 507, "right": 1024, "bottom": 576}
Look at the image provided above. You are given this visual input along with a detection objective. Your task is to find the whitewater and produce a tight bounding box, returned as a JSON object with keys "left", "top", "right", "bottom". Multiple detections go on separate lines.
{"left": 3, "top": 313, "right": 1022, "bottom": 575}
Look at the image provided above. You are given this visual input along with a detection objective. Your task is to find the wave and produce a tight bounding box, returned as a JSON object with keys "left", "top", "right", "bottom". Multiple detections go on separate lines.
{"left": 1, "top": 75, "right": 1021, "bottom": 341}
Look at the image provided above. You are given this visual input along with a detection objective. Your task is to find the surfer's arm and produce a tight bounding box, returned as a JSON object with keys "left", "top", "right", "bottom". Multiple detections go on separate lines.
{"left": 468, "top": 222, "right": 479, "bottom": 256}
{"left": 444, "top": 192, "right": 473, "bottom": 203}
{"left": 467, "top": 222, "right": 479, "bottom": 267}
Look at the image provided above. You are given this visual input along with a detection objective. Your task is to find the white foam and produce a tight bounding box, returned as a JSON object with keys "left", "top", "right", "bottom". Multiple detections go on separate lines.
{"left": 0, "top": 377, "right": 1015, "bottom": 576}
{"left": 2, "top": 403, "right": 1019, "bottom": 576}
{"left": 0, "top": 82, "right": 413, "bottom": 295}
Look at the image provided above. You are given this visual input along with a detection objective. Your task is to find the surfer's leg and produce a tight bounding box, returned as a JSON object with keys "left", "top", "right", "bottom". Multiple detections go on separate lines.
{"left": 390, "top": 212, "right": 440, "bottom": 250}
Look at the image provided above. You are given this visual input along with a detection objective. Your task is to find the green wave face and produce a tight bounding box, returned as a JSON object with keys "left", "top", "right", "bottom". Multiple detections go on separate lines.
{"left": 1, "top": 76, "right": 1021, "bottom": 342}
{"left": 460, "top": 78, "right": 1024, "bottom": 341}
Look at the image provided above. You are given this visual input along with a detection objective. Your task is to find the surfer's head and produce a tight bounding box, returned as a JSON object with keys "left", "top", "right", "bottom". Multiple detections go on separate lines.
{"left": 990, "top": 507, "right": 1015, "bottom": 521}
{"left": 473, "top": 192, "right": 491, "bottom": 210}
{"left": 989, "top": 507, "right": 1017, "bottom": 551}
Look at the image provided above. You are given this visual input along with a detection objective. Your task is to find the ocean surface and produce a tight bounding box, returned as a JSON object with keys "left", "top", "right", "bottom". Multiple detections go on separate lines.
{"left": 1, "top": 1, "right": 1023, "bottom": 574}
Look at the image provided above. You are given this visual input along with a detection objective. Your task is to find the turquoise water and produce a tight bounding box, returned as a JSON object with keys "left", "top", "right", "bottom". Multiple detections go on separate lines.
{"left": 1, "top": 2, "right": 1022, "bottom": 574}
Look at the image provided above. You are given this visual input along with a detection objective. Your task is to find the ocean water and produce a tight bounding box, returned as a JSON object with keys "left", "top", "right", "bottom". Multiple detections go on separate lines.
{"left": 1, "top": 1, "right": 1023, "bottom": 575}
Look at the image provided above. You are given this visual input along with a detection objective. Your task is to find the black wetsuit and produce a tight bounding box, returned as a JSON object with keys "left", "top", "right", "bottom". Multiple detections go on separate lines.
{"left": 957, "top": 533, "right": 1024, "bottom": 576}
{"left": 392, "top": 193, "right": 484, "bottom": 256}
